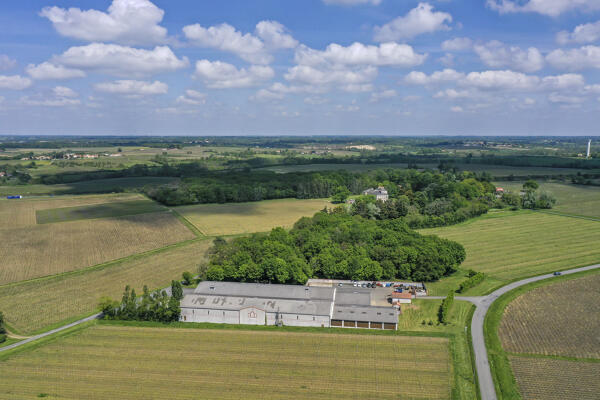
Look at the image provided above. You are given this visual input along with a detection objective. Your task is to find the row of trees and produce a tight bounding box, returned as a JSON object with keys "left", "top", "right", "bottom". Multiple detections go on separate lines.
{"left": 457, "top": 271, "right": 485, "bottom": 293}
{"left": 99, "top": 281, "right": 183, "bottom": 323}
{"left": 438, "top": 291, "right": 454, "bottom": 324}
{"left": 0, "top": 311, "right": 6, "bottom": 343}
{"left": 206, "top": 211, "right": 466, "bottom": 284}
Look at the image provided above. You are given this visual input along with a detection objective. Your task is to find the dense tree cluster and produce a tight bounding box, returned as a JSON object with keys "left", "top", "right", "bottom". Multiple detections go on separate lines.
{"left": 206, "top": 211, "right": 466, "bottom": 284}
{"left": 99, "top": 281, "right": 183, "bottom": 323}
{"left": 0, "top": 311, "right": 6, "bottom": 343}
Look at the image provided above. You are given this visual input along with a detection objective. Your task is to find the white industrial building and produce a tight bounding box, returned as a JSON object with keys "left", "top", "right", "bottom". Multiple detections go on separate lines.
{"left": 180, "top": 281, "right": 399, "bottom": 330}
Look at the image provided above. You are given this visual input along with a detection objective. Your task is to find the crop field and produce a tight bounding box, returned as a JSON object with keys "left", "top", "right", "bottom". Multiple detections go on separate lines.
{"left": 509, "top": 356, "right": 600, "bottom": 400}
{"left": 0, "top": 240, "right": 211, "bottom": 334}
{"left": 0, "top": 325, "right": 453, "bottom": 400}
{"left": 499, "top": 273, "right": 600, "bottom": 359}
{"left": 0, "top": 177, "right": 179, "bottom": 196}
{"left": 496, "top": 181, "right": 600, "bottom": 219}
{"left": 421, "top": 211, "right": 600, "bottom": 295}
{"left": 0, "top": 194, "right": 194, "bottom": 285}
{"left": 262, "top": 163, "right": 598, "bottom": 177}
{"left": 175, "top": 198, "right": 332, "bottom": 236}
{"left": 36, "top": 199, "right": 166, "bottom": 224}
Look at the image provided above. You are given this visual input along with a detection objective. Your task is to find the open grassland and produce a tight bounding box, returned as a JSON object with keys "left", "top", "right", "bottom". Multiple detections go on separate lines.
{"left": 499, "top": 273, "right": 600, "bottom": 359}
{"left": 497, "top": 181, "right": 600, "bottom": 219}
{"left": 0, "top": 240, "right": 211, "bottom": 335}
{"left": 175, "top": 198, "right": 332, "bottom": 236}
{"left": 36, "top": 199, "right": 166, "bottom": 224}
{"left": 0, "top": 325, "right": 452, "bottom": 400}
{"left": 421, "top": 211, "right": 600, "bottom": 294}
{"left": 0, "top": 194, "right": 194, "bottom": 285}
{"left": 509, "top": 356, "right": 600, "bottom": 400}
{"left": 0, "top": 177, "right": 179, "bottom": 196}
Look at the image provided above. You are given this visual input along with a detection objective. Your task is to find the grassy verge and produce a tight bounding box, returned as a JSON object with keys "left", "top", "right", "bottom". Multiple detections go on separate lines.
{"left": 484, "top": 268, "right": 600, "bottom": 400}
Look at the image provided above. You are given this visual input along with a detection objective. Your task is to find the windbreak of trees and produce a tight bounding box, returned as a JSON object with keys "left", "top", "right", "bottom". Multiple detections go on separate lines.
{"left": 99, "top": 281, "right": 183, "bottom": 323}
{"left": 206, "top": 211, "right": 466, "bottom": 284}
{"left": 0, "top": 311, "right": 6, "bottom": 343}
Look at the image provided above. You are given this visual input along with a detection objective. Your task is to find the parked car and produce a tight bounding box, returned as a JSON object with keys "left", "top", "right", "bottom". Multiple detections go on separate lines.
{"left": 553, "top": 271, "right": 561, "bottom": 276}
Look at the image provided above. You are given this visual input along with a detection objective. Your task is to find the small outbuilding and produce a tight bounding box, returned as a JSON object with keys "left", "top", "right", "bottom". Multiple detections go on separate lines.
{"left": 390, "top": 292, "right": 412, "bottom": 304}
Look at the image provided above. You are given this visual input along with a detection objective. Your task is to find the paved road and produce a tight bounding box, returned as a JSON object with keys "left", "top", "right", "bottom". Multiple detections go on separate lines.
{"left": 0, "top": 313, "right": 102, "bottom": 353}
{"left": 424, "top": 264, "right": 600, "bottom": 400}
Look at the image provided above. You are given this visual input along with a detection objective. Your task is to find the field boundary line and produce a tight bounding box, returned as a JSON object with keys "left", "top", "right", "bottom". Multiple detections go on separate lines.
{"left": 506, "top": 352, "right": 600, "bottom": 364}
{"left": 169, "top": 208, "right": 205, "bottom": 236}
{"left": 536, "top": 209, "right": 600, "bottom": 222}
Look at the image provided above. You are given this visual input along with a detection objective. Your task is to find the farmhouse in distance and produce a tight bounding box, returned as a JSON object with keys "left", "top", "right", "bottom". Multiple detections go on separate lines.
{"left": 362, "top": 186, "right": 389, "bottom": 202}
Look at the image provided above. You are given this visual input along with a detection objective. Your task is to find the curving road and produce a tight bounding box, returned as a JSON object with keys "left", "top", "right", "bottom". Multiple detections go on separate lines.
{"left": 427, "top": 264, "right": 600, "bottom": 400}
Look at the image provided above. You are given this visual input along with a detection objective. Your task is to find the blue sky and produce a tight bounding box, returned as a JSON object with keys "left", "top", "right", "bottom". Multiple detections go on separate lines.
{"left": 1, "top": 0, "right": 600, "bottom": 135}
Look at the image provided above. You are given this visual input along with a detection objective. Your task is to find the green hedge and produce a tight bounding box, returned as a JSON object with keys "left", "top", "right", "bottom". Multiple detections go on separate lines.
{"left": 439, "top": 290, "right": 455, "bottom": 324}
{"left": 457, "top": 272, "right": 485, "bottom": 293}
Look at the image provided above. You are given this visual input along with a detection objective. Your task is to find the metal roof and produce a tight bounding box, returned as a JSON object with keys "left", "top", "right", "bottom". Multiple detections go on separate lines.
{"left": 332, "top": 305, "right": 399, "bottom": 324}
{"left": 194, "top": 281, "right": 335, "bottom": 301}
{"left": 334, "top": 287, "right": 371, "bottom": 306}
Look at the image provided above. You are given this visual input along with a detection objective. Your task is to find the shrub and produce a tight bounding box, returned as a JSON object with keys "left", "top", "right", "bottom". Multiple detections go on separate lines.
{"left": 457, "top": 272, "right": 485, "bottom": 293}
{"left": 438, "top": 291, "right": 454, "bottom": 324}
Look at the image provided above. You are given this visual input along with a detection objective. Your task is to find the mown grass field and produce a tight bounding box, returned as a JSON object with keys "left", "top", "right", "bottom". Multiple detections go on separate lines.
{"left": 499, "top": 273, "right": 600, "bottom": 359}
{"left": 0, "top": 325, "right": 452, "bottom": 400}
{"left": 0, "top": 194, "right": 194, "bottom": 285}
{"left": 175, "top": 198, "right": 332, "bottom": 236}
{"left": 0, "top": 240, "right": 211, "bottom": 335}
{"left": 509, "top": 356, "right": 600, "bottom": 400}
{"left": 421, "top": 211, "right": 600, "bottom": 295}
{"left": 496, "top": 181, "right": 600, "bottom": 219}
{"left": 36, "top": 199, "right": 166, "bottom": 224}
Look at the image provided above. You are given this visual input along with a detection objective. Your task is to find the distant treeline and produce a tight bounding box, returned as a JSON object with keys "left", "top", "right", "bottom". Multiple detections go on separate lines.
{"left": 206, "top": 212, "right": 466, "bottom": 284}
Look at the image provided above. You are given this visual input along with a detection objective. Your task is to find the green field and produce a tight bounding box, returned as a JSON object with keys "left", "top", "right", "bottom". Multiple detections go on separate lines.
{"left": 36, "top": 199, "right": 166, "bottom": 224}
{"left": 175, "top": 198, "right": 332, "bottom": 236}
{"left": 0, "top": 240, "right": 211, "bottom": 335}
{"left": 0, "top": 324, "right": 453, "bottom": 400}
{"left": 421, "top": 211, "right": 600, "bottom": 295}
{"left": 0, "top": 177, "right": 179, "bottom": 196}
{"left": 496, "top": 181, "right": 600, "bottom": 219}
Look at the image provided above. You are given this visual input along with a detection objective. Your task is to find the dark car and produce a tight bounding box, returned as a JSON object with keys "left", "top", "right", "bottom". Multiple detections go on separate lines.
{"left": 553, "top": 271, "right": 561, "bottom": 276}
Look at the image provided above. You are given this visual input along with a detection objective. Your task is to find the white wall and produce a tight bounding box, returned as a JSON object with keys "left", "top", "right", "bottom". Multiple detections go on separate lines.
{"left": 180, "top": 308, "right": 240, "bottom": 324}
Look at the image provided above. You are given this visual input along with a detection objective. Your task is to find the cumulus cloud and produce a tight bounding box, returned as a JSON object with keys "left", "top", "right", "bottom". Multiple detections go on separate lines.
{"left": 0, "top": 55, "right": 17, "bottom": 71}
{"left": 450, "top": 106, "right": 463, "bottom": 112}
{"left": 323, "top": 0, "right": 382, "bottom": 5}
{"left": 176, "top": 89, "right": 207, "bottom": 105}
{"left": 251, "top": 89, "right": 286, "bottom": 102}
{"left": 557, "top": 20, "right": 600, "bottom": 45}
{"left": 404, "top": 69, "right": 465, "bottom": 85}
{"left": 486, "top": 0, "right": 600, "bottom": 17}
{"left": 0, "top": 75, "right": 32, "bottom": 90}
{"left": 40, "top": 0, "right": 168, "bottom": 46}
{"left": 374, "top": 3, "right": 452, "bottom": 42}
{"left": 183, "top": 21, "right": 297, "bottom": 64}
{"left": 94, "top": 80, "right": 168, "bottom": 95}
{"left": 20, "top": 86, "right": 80, "bottom": 107}
{"left": 546, "top": 46, "right": 600, "bottom": 70}
{"left": 285, "top": 64, "right": 377, "bottom": 90}
{"left": 441, "top": 37, "right": 473, "bottom": 52}
{"left": 194, "top": 60, "right": 274, "bottom": 89}
{"left": 474, "top": 41, "right": 544, "bottom": 73}
{"left": 52, "top": 86, "right": 78, "bottom": 98}
{"left": 294, "top": 42, "right": 426, "bottom": 67}
{"left": 369, "top": 89, "right": 397, "bottom": 102}
{"left": 462, "top": 70, "right": 539, "bottom": 90}
{"left": 26, "top": 62, "right": 86, "bottom": 80}
{"left": 548, "top": 93, "right": 585, "bottom": 104}
{"left": 541, "top": 74, "right": 585, "bottom": 90}
{"left": 53, "top": 43, "right": 189, "bottom": 78}
{"left": 433, "top": 89, "right": 473, "bottom": 99}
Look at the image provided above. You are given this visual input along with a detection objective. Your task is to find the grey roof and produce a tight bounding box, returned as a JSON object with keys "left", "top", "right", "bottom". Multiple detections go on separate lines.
{"left": 332, "top": 305, "right": 399, "bottom": 324}
{"left": 194, "top": 281, "right": 335, "bottom": 301}
{"left": 181, "top": 294, "right": 333, "bottom": 316}
{"left": 334, "top": 287, "right": 371, "bottom": 306}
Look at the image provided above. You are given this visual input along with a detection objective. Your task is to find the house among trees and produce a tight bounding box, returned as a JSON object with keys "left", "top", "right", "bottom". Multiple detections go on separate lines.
{"left": 362, "top": 186, "right": 389, "bottom": 202}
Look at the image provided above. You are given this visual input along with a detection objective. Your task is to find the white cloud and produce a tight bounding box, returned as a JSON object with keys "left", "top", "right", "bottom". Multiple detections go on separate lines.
{"left": 304, "top": 96, "right": 329, "bottom": 105}
{"left": 462, "top": 70, "right": 540, "bottom": 90}
{"left": 53, "top": 86, "right": 78, "bottom": 98}
{"left": 294, "top": 42, "right": 426, "bottom": 67}
{"left": 442, "top": 37, "right": 473, "bottom": 52}
{"left": 374, "top": 3, "right": 452, "bottom": 42}
{"left": 439, "top": 53, "right": 455, "bottom": 67}
{"left": 20, "top": 96, "right": 81, "bottom": 107}
{"left": 546, "top": 46, "right": 600, "bottom": 70}
{"left": 255, "top": 21, "right": 298, "bottom": 50}
{"left": 40, "top": 0, "right": 168, "bottom": 46}
{"left": 323, "top": 0, "right": 382, "bottom": 5}
{"left": 450, "top": 106, "right": 464, "bottom": 112}
{"left": 487, "top": 0, "right": 600, "bottom": 17}
{"left": 548, "top": 93, "right": 585, "bottom": 104}
{"left": 53, "top": 43, "right": 189, "bottom": 78}
{"left": 434, "top": 89, "right": 473, "bottom": 99}
{"left": 404, "top": 69, "right": 465, "bottom": 85}
{"left": 251, "top": 89, "right": 285, "bottom": 102}
{"left": 557, "top": 20, "right": 600, "bottom": 45}
{"left": 0, "top": 55, "right": 17, "bottom": 71}
{"left": 176, "top": 90, "right": 206, "bottom": 105}
{"left": 474, "top": 41, "right": 544, "bottom": 73}
{"left": 95, "top": 80, "right": 168, "bottom": 95}
{"left": 541, "top": 74, "right": 585, "bottom": 90}
{"left": 26, "top": 62, "right": 86, "bottom": 80}
{"left": 0, "top": 75, "right": 32, "bottom": 90}
{"left": 194, "top": 60, "right": 274, "bottom": 89}
{"left": 285, "top": 64, "right": 377, "bottom": 89}
{"left": 370, "top": 89, "right": 397, "bottom": 102}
